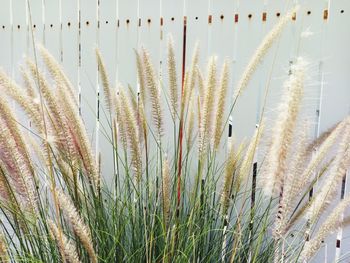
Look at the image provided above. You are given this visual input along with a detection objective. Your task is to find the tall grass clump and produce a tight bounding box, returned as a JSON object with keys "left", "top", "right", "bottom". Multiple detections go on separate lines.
{"left": 0, "top": 6, "right": 348, "bottom": 263}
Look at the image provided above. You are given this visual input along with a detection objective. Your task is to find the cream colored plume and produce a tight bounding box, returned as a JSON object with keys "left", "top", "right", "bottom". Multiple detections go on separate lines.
{"left": 233, "top": 6, "right": 299, "bottom": 98}
{"left": 48, "top": 219, "right": 82, "bottom": 263}
{"left": 198, "top": 56, "right": 217, "bottom": 158}
{"left": 57, "top": 190, "right": 98, "bottom": 263}
{"left": 167, "top": 35, "right": 178, "bottom": 120}
{"left": 305, "top": 116, "right": 350, "bottom": 221}
{"left": 38, "top": 45, "right": 78, "bottom": 107}
{"left": 96, "top": 48, "right": 114, "bottom": 113}
{"left": 213, "top": 60, "right": 230, "bottom": 150}
{"left": 141, "top": 48, "right": 163, "bottom": 140}
{"left": 261, "top": 57, "right": 306, "bottom": 196}
{"left": 300, "top": 195, "right": 350, "bottom": 261}
{"left": 162, "top": 158, "right": 171, "bottom": 224}
{"left": 119, "top": 89, "right": 142, "bottom": 181}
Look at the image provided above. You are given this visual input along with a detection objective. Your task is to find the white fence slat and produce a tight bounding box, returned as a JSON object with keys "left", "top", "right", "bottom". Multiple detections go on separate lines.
{"left": 321, "top": 1, "right": 350, "bottom": 262}
{"left": 61, "top": 0, "right": 79, "bottom": 89}
{"left": 230, "top": 0, "right": 265, "bottom": 142}
{"left": 0, "top": 0, "right": 11, "bottom": 73}
{"left": 80, "top": 0, "right": 98, "bottom": 153}
{"left": 117, "top": 0, "right": 138, "bottom": 89}
{"left": 26, "top": 0, "right": 44, "bottom": 58}
{"left": 12, "top": 0, "right": 27, "bottom": 79}
{"left": 185, "top": 0, "right": 210, "bottom": 69}
{"left": 98, "top": 0, "right": 117, "bottom": 184}
{"left": 44, "top": 0, "right": 61, "bottom": 60}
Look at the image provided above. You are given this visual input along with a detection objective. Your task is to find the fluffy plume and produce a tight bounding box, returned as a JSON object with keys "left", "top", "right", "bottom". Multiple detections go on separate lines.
{"left": 56, "top": 190, "right": 97, "bottom": 263}
{"left": 236, "top": 124, "right": 264, "bottom": 191}
{"left": 305, "top": 121, "right": 341, "bottom": 154}
{"left": 300, "top": 195, "right": 350, "bottom": 261}
{"left": 38, "top": 45, "right": 78, "bottom": 107}
{"left": 48, "top": 219, "right": 81, "bottom": 263}
{"left": 182, "top": 43, "right": 199, "bottom": 110}
{"left": 196, "top": 66, "right": 205, "bottom": 105}
{"left": 141, "top": 48, "right": 163, "bottom": 140}
{"left": 220, "top": 140, "right": 237, "bottom": 216}
{"left": 273, "top": 122, "right": 311, "bottom": 238}
{"left": 300, "top": 119, "right": 347, "bottom": 185}
{"left": 20, "top": 67, "right": 38, "bottom": 99}
{"left": 213, "top": 60, "right": 229, "bottom": 150}
{"left": 167, "top": 35, "right": 178, "bottom": 120}
{"left": 233, "top": 6, "right": 299, "bottom": 98}
{"left": 261, "top": 57, "right": 306, "bottom": 196}
{"left": 96, "top": 48, "right": 114, "bottom": 113}
{"left": 0, "top": 97, "right": 37, "bottom": 212}
{"left": 198, "top": 57, "right": 217, "bottom": 158}
{"left": 305, "top": 117, "right": 350, "bottom": 221}
{"left": 135, "top": 50, "right": 146, "bottom": 104}
{"left": 186, "top": 94, "right": 196, "bottom": 150}
{"left": 0, "top": 69, "right": 43, "bottom": 132}
{"left": 119, "top": 89, "right": 142, "bottom": 181}
{"left": 114, "top": 92, "right": 128, "bottom": 150}
{"left": 162, "top": 158, "right": 171, "bottom": 224}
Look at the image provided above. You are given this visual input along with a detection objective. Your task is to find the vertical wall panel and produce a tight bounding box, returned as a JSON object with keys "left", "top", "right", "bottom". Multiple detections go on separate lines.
{"left": 12, "top": 0, "right": 27, "bottom": 79}
{"left": 0, "top": 0, "right": 11, "bottom": 73}
{"left": 98, "top": 0, "right": 117, "bottom": 183}
{"left": 230, "top": 0, "right": 265, "bottom": 142}
{"left": 80, "top": 0, "right": 98, "bottom": 153}
{"left": 185, "top": 0, "right": 209, "bottom": 68}
{"left": 321, "top": 1, "right": 350, "bottom": 262}
{"left": 117, "top": 0, "right": 138, "bottom": 88}
{"left": 44, "top": 0, "right": 61, "bottom": 60}
{"left": 26, "top": 0, "right": 44, "bottom": 59}
{"left": 61, "top": 0, "right": 79, "bottom": 89}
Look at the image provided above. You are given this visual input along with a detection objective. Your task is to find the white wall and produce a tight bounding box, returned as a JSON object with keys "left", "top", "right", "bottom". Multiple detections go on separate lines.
{"left": 0, "top": 0, "right": 349, "bottom": 261}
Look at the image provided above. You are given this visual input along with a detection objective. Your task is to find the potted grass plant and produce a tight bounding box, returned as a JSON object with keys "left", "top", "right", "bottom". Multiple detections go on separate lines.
{"left": 0, "top": 5, "right": 348, "bottom": 263}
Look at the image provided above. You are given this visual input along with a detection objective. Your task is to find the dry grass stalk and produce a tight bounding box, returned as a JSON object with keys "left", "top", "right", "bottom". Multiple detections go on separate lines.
{"left": 96, "top": 48, "right": 114, "bottom": 113}
{"left": 300, "top": 195, "right": 350, "bottom": 261}
{"left": 57, "top": 190, "right": 98, "bottom": 263}
{"left": 141, "top": 48, "right": 163, "bottom": 140}
{"left": 0, "top": 70, "right": 43, "bottom": 132}
{"left": 233, "top": 6, "right": 299, "bottom": 99}
{"left": 167, "top": 35, "right": 178, "bottom": 120}
{"left": 135, "top": 50, "right": 146, "bottom": 104}
{"left": 119, "top": 89, "right": 142, "bottom": 181}
{"left": 305, "top": 117, "right": 350, "bottom": 221}
{"left": 25, "top": 57, "right": 100, "bottom": 189}
{"left": 183, "top": 43, "right": 199, "bottom": 108}
{"left": 213, "top": 60, "right": 229, "bottom": 150}
{"left": 196, "top": 66, "right": 205, "bottom": 106}
{"left": 236, "top": 124, "right": 264, "bottom": 191}
{"left": 162, "top": 158, "right": 171, "bottom": 225}
{"left": 114, "top": 92, "right": 128, "bottom": 150}
{"left": 198, "top": 57, "right": 217, "bottom": 158}
{"left": 299, "top": 119, "right": 347, "bottom": 189}
{"left": 186, "top": 94, "right": 196, "bottom": 150}
{"left": 48, "top": 219, "right": 81, "bottom": 263}
{"left": 0, "top": 98, "right": 37, "bottom": 212}
{"left": 262, "top": 57, "right": 306, "bottom": 196}
{"left": 220, "top": 140, "right": 238, "bottom": 216}
{"left": 20, "top": 66, "right": 38, "bottom": 99}
{"left": 38, "top": 45, "right": 78, "bottom": 106}
{"left": 273, "top": 122, "right": 310, "bottom": 237}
